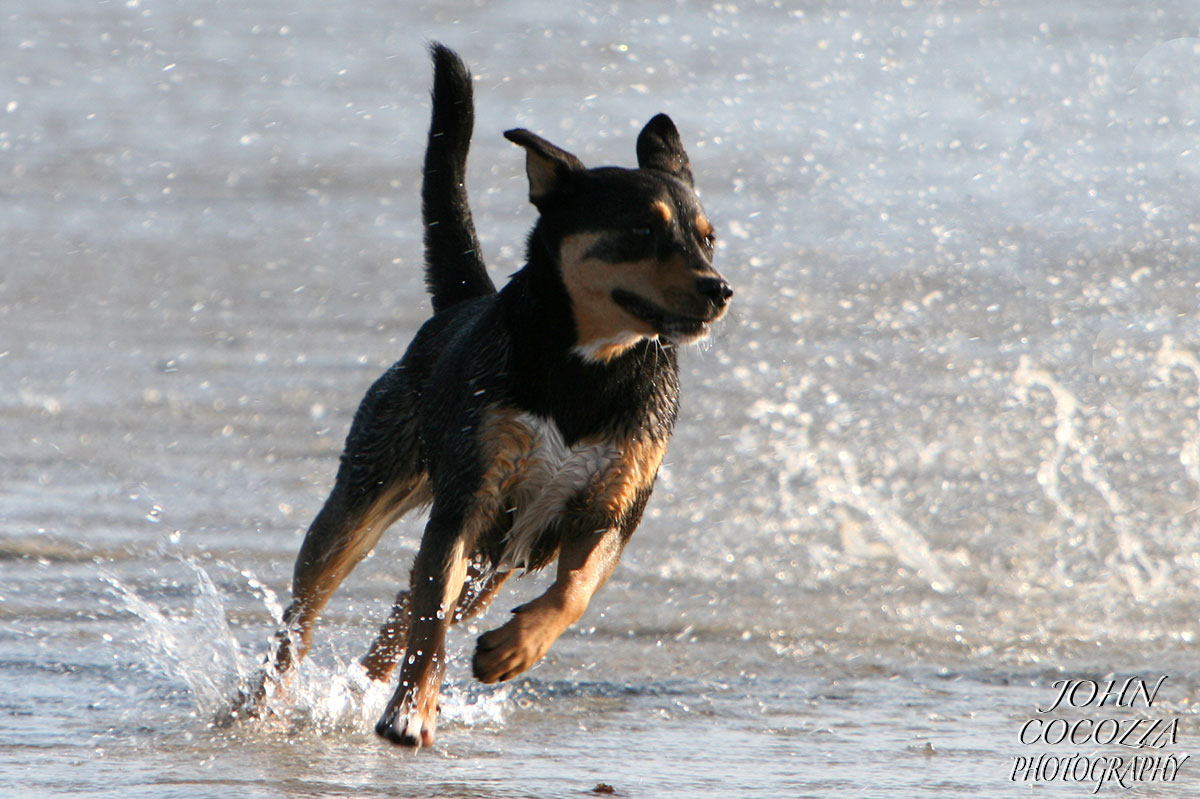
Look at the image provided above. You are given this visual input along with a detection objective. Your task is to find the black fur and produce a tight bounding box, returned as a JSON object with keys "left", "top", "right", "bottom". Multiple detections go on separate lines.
{"left": 422, "top": 43, "right": 494, "bottom": 312}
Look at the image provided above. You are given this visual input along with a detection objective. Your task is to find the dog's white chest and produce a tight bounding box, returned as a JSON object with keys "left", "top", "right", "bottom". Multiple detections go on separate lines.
{"left": 495, "top": 413, "right": 618, "bottom": 571}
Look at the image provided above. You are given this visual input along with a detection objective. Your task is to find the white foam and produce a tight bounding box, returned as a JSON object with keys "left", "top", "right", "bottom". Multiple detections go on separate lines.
{"left": 106, "top": 560, "right": 511, "bottom": 735}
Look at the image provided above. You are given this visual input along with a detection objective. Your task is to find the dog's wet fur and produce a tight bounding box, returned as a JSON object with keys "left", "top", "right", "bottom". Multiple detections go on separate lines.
{"left": 241, "top": 44, "right": 731, "bottom": 748}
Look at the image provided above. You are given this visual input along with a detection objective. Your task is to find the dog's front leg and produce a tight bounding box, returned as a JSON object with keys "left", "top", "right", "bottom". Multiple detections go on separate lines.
{"left": 374, "top": 528, "right": 471, "bottom": 748}
{"left": 473, "top": 525, "right": 627, "bottom": 684}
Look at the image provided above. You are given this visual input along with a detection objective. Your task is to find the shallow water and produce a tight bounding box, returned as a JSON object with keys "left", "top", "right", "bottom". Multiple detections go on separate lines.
{"left": 4, "top": 1, "right": 1200, "bottom": 796}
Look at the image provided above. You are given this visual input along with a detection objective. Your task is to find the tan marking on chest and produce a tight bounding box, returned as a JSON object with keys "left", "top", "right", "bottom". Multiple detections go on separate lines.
{"left": 477, "top": 409, "right": 541, "bottom": 497}
{"left": 579, "top": 433, "right": 669, "bottom": 523}
{"left": 478, "top": 409, "right": 621, "bottom": 570}
{"left": 475, "top": 409, "right": 669, "bottom": 569}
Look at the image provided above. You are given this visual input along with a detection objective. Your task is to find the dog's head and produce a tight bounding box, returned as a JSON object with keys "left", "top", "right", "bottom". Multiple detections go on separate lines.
{"left": 506, "top": 115, "right": 732, "bottom": 363}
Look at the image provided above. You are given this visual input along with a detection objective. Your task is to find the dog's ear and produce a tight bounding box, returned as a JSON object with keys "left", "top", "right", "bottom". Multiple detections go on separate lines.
{"left": 636, "top": 113, "right": 693, "bottom": 187}
{"left": 504, "top": 129, "right": 585, "bottom": 205}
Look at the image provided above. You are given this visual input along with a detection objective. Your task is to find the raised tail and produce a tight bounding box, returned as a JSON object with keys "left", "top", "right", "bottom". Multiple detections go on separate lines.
{"left": 422, "top": 43, "right": 495, "bottom": 313}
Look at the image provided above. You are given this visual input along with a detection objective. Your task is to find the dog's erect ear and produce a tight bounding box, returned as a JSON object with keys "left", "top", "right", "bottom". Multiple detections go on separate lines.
{"left": 636, "top": 113, "right": 693, "bottom": 187}
{"left": 504, "top": 129, "right": 586, "bottom": 204}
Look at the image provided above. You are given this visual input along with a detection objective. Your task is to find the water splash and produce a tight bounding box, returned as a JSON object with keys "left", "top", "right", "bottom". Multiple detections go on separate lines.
{"left": 254, "top": 654, "right": 509, "bottom": 734}
{"left": 103, "top": 560, "right": 509, "bottom": 734}
{"left": 815, "top": 448, "right": 954, "bottom": 593}
{"left": 1011, "top": 355, "right": 1167, "bottom": 600}
{"left": 745, "top": 394, "right": 954, "bottom": 593}
{"left": 102, "top": 561, "right": 247, "bottom": 714}
{"left": 1156, "top": 335, "right": 1200, "bottom": 490}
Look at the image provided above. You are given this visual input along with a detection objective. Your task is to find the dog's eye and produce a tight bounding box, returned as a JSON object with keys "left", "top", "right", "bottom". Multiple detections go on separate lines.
{"left": 630, "top": 225, "right": 654, "bottom": 238}
{"left": 702, "top": 233, "right": 716, "bottom": 250}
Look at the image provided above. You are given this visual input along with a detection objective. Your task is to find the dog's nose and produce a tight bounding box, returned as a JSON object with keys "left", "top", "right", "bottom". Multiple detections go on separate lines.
{"left": 696, "top": 276, "right": 733, "bottom": 307}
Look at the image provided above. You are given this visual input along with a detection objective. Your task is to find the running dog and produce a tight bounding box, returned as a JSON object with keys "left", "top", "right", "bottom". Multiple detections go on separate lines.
{"left": 250, "top": 43, "right": 731, "bottom": 748}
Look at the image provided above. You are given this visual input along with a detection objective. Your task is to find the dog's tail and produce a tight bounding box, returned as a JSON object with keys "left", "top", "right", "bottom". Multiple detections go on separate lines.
{"left": 422, "top": 43, "right": 495, "bottom": 314}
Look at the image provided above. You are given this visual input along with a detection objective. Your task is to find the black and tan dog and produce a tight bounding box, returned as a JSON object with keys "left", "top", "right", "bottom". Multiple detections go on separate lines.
{"left": 251, "top": 44, "right": 731, "bottom": 748}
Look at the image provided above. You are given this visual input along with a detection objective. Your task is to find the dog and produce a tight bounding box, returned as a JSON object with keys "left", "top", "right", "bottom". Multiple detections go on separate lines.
{"left": 249, "top": 43, "right": 731, "bottom": 748}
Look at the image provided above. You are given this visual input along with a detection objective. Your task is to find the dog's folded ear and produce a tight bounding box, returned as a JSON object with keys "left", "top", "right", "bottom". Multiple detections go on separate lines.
{"left": 504, "top": 129, "right": 586, "bottom": 205}
{"left": 636, "top": 114, "right": 693, "bottom": 187}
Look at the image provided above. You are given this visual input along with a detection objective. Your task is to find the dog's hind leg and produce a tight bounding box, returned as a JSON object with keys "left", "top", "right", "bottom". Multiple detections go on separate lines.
{"left": 232, "top": 366, "right": 431, "bottom": 719}
{"left": 455, "top": 565, "right": 512, "bottom": 623}
{"left": 359, "top": 585, "right": 410, "bottom": 683}
{"left": 360, "top": 562, "right": 510, "bottom": 684}
{"left": 231, "top": 473, "right": 426, "bottom": 720}
{"left": 270, "top": 474, "right": 430, "bottom": 677}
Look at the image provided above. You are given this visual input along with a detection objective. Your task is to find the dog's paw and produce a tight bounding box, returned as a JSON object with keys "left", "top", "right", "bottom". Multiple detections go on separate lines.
{"left": 375, "top": 703, "right": 437, "bottom": 748}
{"left": 472, "top": 606, "right": 561, "bottom": 684}
{"left": 375, "top": 679, "right": 441, "bottom": 749}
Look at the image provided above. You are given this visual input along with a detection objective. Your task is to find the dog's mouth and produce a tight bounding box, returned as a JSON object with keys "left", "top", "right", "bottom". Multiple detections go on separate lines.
{"left": 612, "top": 289, "right": 715, "bottom": 342}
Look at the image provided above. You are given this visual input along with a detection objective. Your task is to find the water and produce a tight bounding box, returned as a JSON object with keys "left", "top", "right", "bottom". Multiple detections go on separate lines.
{"left": 3, "top": 0, "right": 1200, "bottom": 796}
